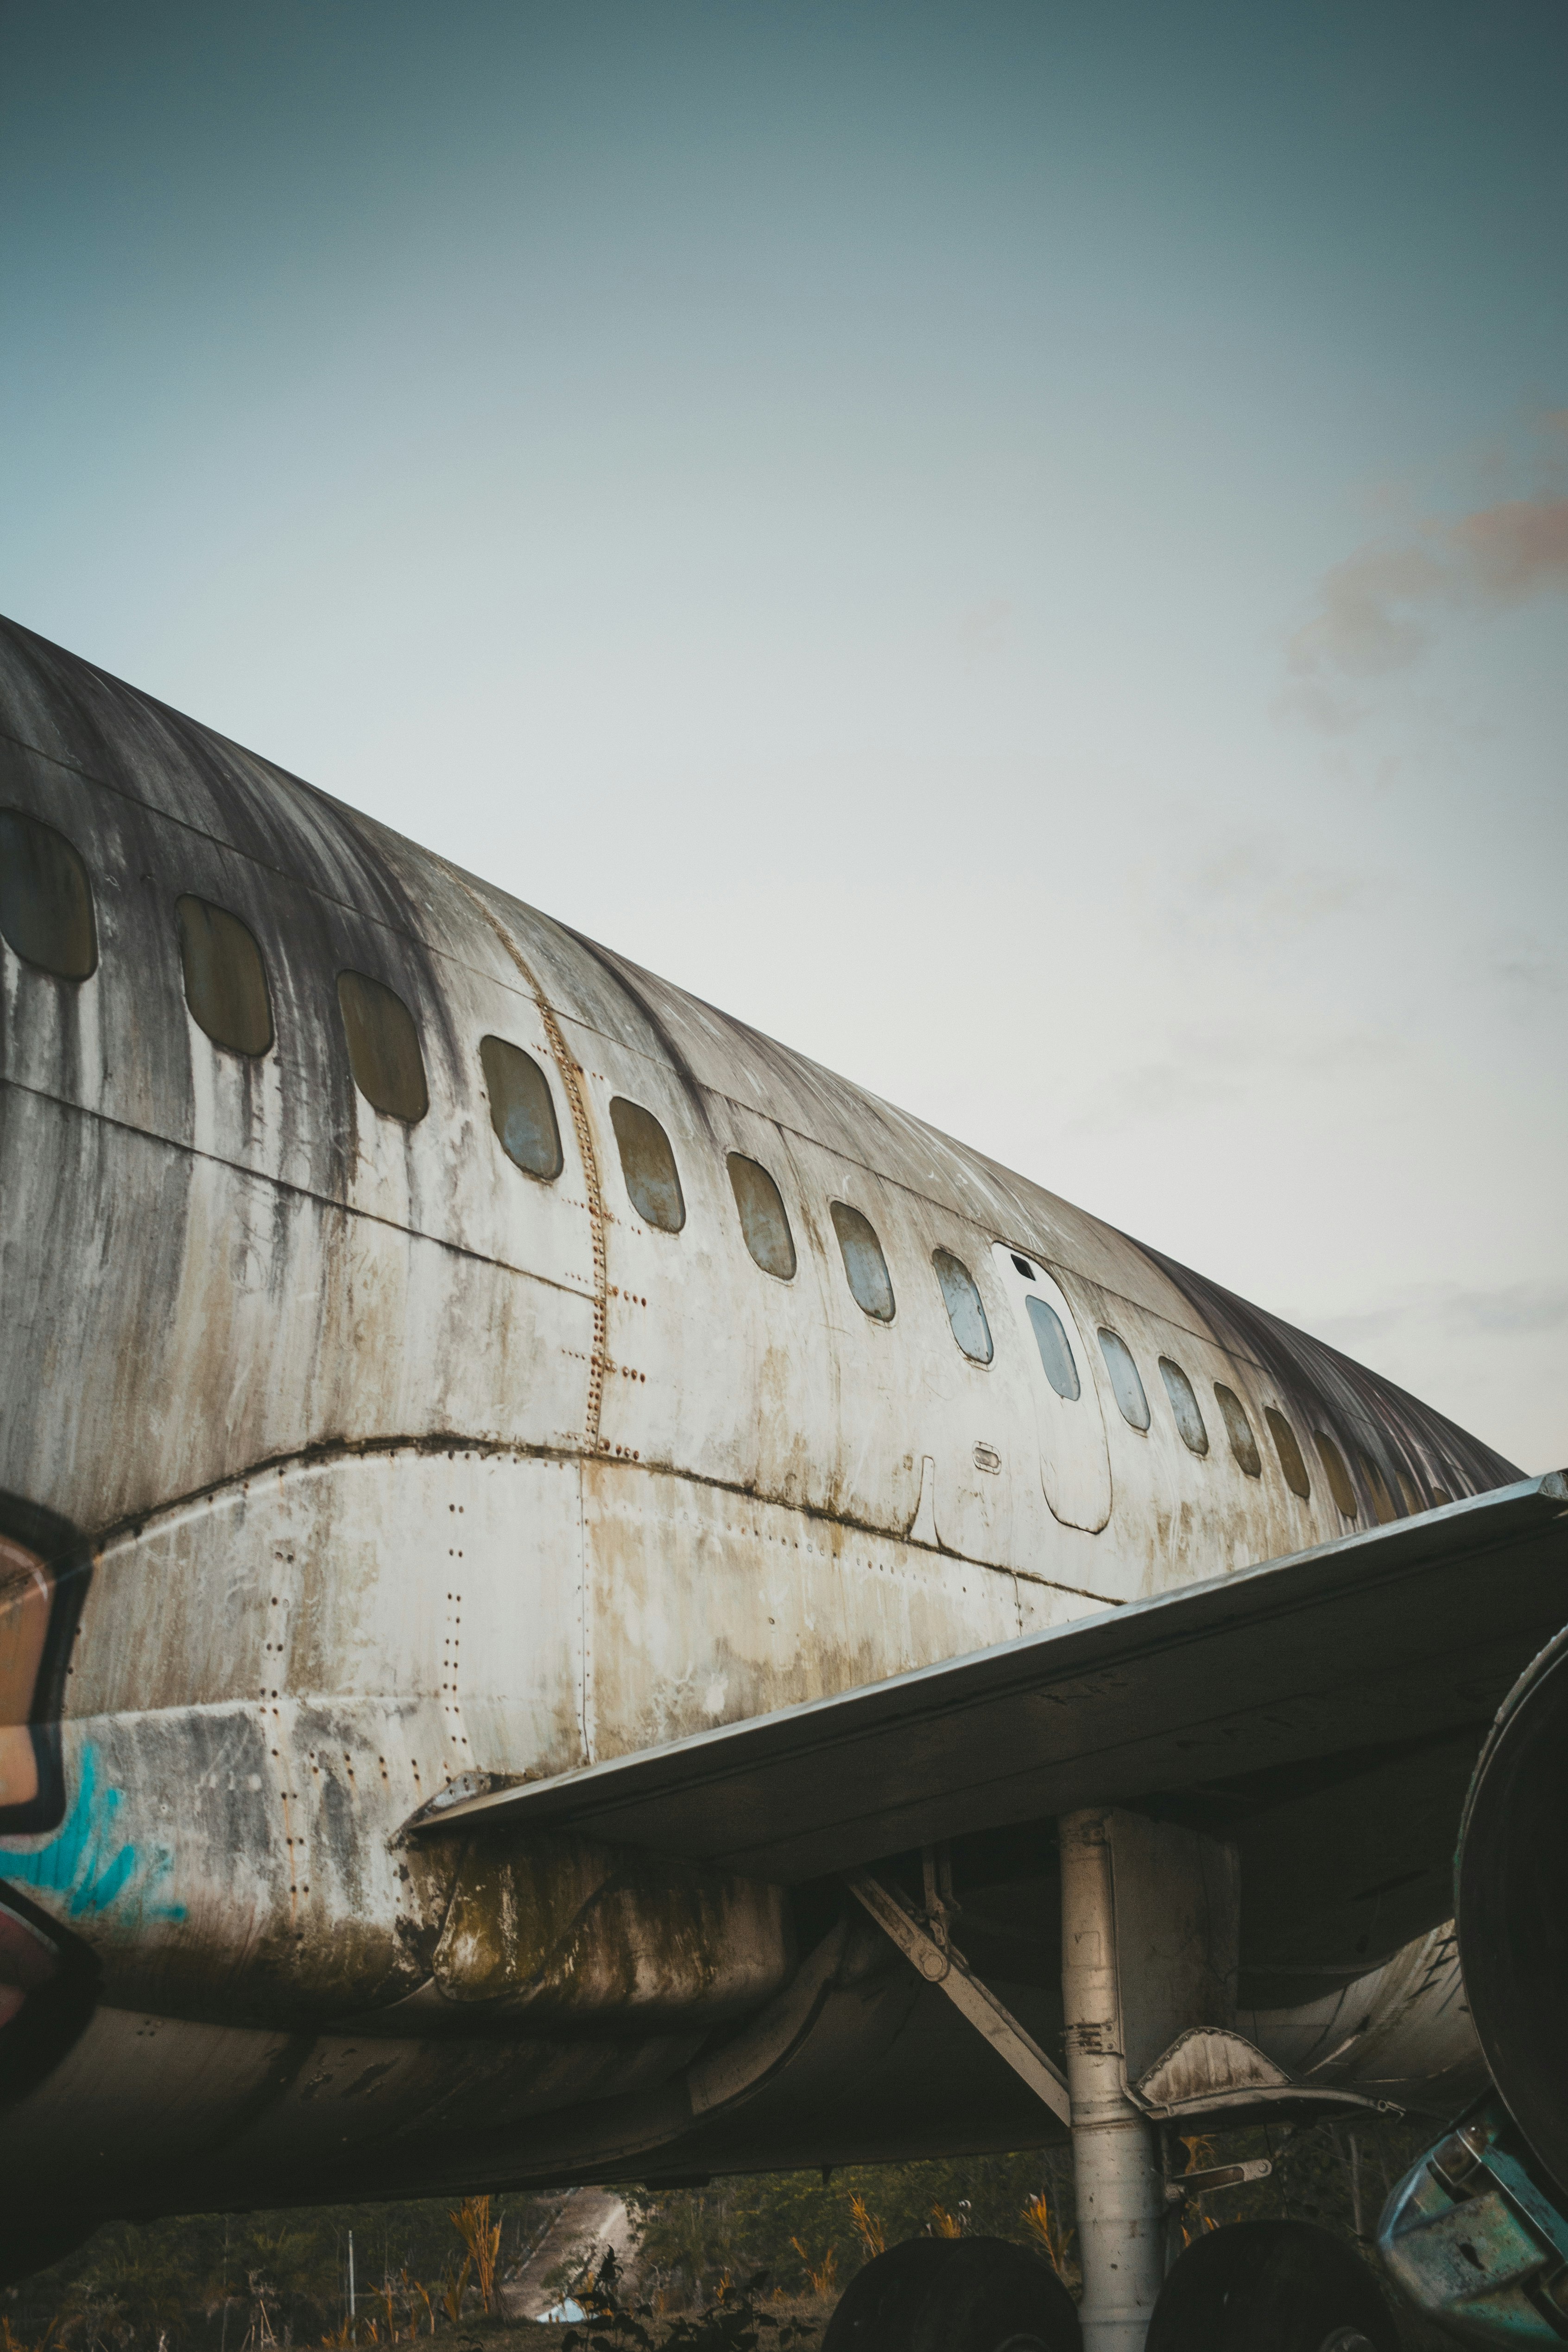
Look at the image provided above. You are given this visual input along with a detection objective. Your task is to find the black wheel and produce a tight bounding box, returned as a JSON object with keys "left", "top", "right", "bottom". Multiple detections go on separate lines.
{"left": 1146, "top": 2220, "right": 1395, "bottom": 2352}
{"left": 822, "top": 2238, "right": 962, "bottom": 2352}
{"left": 909, "top": 2237, "right": 1081, "bottom": 2352}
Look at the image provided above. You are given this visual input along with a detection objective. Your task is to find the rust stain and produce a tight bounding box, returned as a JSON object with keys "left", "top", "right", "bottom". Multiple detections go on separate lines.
{"left": 437, "top": 858, "right": 609, "bottom": 1452}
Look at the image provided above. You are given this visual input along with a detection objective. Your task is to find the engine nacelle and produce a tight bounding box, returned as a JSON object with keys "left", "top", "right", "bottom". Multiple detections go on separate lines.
{"left": 1458, "top": 1620, "right": 1568, "bottom": 2193}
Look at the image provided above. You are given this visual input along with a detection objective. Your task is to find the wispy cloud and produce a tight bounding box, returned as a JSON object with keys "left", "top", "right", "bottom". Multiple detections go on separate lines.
{"left": 956, "top": 596, "right": 1012, "bottom": 661}
{"left": 1281, "top": 493, "right": 1568, "bottom": 730}
{"left": 1180, "top": 834, "right": 1363, "bottom": 944}
{"left": 1316, "top": 1280, "right": 1568, "bottom": 1353}
{"left": 1491, "top": 933, "right": 1565, "bottom": 996}
{"left": 1065, "top": 1017, "right": 1404, "bottom": 1138}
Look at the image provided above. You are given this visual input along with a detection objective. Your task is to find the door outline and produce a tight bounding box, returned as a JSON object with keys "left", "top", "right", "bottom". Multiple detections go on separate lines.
{"left": 990, "top": 1246, "right": 1113, "bottom": 1533}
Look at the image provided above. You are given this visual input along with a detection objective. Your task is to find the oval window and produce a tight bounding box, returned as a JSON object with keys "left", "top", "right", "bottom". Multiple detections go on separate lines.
{"left": 728, "top": 1154, "right": 796, "bottom": 1279}
{"left": 1099, "top": 1329, "right": 1151, "bottom": 1430}
{"left": 1356, "top": 1450, "right": 1400, "bottom": 1524}
{"left": 610, "top": 1098, "right": 684, "bottom": 1232}
{"left": 1315, "top": 1431, "right": 1358, "bottom": 1520}
{"left": 177, "top": 896, "right": 272, "bottom": 1056}
{"left": 1159, "top": 1359, "right": 1208, "bottom": 1455}
{"left": 337, "top": 970, "right": 429, "bottom": 1124}
{"left": 0, "top": 809, "right": 96, "bottom": 980}
{"left": 934, "top": 1249, "right": 993, "bottom": 1364}
{"left": 481, "top": 1036, "right": 562, "bottom": 1181}
{"left": 1214, "top": 1384, "right": 1262, "bottom": 1479}
{"left": 831, "top": 1202, "right": 895, "bottom": 1321}
{"left": 1265, "top": 1408, "right": 1311, "bottom": 1501}
{"left": 1026, "top": 1296, "right": 1080, "bottom": 1400}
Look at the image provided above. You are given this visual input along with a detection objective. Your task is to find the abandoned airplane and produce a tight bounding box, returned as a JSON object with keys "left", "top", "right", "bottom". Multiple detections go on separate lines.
{"left": 1, "top": 613, "right": 1564, "bottom": 2349}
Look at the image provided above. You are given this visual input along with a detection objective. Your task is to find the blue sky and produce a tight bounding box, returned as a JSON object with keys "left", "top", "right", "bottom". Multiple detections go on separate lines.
{"left": 4, "top": 0, "right": 1565, "bottom": 1465}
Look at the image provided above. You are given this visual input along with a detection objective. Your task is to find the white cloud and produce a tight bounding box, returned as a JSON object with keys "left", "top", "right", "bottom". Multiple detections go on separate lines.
{"left": 1281, "top": 494, "right": 1568, "bottom": 730}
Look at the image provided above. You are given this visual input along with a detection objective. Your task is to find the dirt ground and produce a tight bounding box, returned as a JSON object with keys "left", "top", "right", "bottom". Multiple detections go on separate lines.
{"left": 458, "top": 2300, "right": 832, "bottom": 2352}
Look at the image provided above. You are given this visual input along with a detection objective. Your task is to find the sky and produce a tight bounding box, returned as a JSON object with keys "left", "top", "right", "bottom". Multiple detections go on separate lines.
{"left": 3, "top": 0, "right": 1565, "bottom": 1470}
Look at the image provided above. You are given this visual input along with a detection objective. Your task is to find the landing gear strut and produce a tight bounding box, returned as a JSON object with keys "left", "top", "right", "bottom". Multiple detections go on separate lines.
{"left": 1058, "top": 1811, "right": 1164, "bottom": 2349}
{"left": 831, "top": 1808, "right": 1399, "bottom": 2352}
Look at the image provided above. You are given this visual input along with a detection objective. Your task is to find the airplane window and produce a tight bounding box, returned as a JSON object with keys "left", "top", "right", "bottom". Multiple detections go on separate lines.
{"left": 934, "top": 1249, "right": 993, "bottom": 1364}
{"left": 337, "top": 970, "right": 429, "bottom": 1124}
{"left": 1159, "top": 1359, "right": 1209, "bottom": 1454}
{"left": 481, "top": 1036, "right": 562, "bottom": 1181}
{"left": 1214, "top": 1385, "right": 1262, "bottom": 1477}
{"left": 177, "top": 896, "right": 272, "bottom": 1057}
{"left": 610, "top": 1098, "right": 685, "bottom": 1232}
{"left": 0, "top": 809, "right": 96, "bottom": 980}
{"left": 728, "top": 1154, "right": 796, "bottom": 1279}
{"left": 1395, "top": 1468, "right": 1423, "bottom": 1516}
{"left": 1099, "top": 1330, "right": 1151, "bottom": 1429}
{"left": 0, "top": 1534, "right": 54, "bottom": 1824}
{"left": 832, "top": 1202, "right": 895, "bottom": 1321}
{"left": 1358, "top": 1449, "right": 1401, "bottom": 1524}
{"left": 1315, "top": 1431, "right": 1357, "bottom": 1519}
{"left": 1265, "top": 1408, "right": 1311, "bottom": 1501}
{"left": 1026, "top": 1296, "right": 1080, "bottom": 1400}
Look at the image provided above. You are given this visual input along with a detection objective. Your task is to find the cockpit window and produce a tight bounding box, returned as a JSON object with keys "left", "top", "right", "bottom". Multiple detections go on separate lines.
{"left": 337, "top": 971, "right": 429, "bottom": 1124}
{"left": 0, "top": 809, "right": 96, "bottom": 981}
{"left": 610, "top": 1098, "right": 685, "bottom": 1232}
{"left": 1099, "top": 1329, "right": 1151, "bottom": 1429}
{"left": 1265, "top": 1408, "right": 1311, "bottom": 1501}
{"left": 1315, "top": 1430, "right": 1357, "bottom": 1519}
{"left": 481, "top": 1037, "right": 563, "bottom": 1180}
{"left": 1214, "top": 1384, "right": 1262, "bottom": 1477}
{"left": 728, "top": 1155, "right": 796, "bottom": 1279}
{"left": 1159, "top": 1359, "right": 1209, "bottom": 1454}
{"left": 1026, "top": 1296, "right": 1081, "bottom": 1400}
{"left": 177, "top": 897, "right": 272, "bottom": 1057}
{"left": 934, "top": 1250, "right": 993, "bottom": 1364}
{"left": 832, "top": 1202, "right": 895, "bottom": 1321}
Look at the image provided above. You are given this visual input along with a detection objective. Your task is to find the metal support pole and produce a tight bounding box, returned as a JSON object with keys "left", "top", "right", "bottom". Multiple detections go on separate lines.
{"left": 1059, "top": 1810, "right": 1166, "bottom": 2352}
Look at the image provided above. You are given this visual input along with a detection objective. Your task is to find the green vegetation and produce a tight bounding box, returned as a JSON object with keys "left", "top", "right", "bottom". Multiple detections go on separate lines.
{"left": 622, "top": 2152, "right": 1073, "bottom": 2310}
{"left": 1, "top": 2115, "right": 1438, "bottom": 2350}
{"left": 3, "top": 2194, "right": 553, "bottom": 2352}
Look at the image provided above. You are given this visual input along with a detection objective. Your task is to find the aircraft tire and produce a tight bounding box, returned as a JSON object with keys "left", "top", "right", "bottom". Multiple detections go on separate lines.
{"left": 1145, "top": 2219, "right": 1395, "bottom": 2352}
{"left": 821, "top": 2238, "right": 962, "bottom": 2352}
{"left": 907, "top": 2237, "right": 1080, "bottom": 2352}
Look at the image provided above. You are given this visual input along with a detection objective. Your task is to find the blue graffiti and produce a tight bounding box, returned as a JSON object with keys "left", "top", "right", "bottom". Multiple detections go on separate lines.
{"left": 0, "top": 1743, "right": 185, "bottom": 1922}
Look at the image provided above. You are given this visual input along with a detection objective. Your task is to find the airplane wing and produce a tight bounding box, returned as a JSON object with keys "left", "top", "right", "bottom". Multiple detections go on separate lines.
{"left": 418, "top": 1472, "right": 1568, "bottom": 1880}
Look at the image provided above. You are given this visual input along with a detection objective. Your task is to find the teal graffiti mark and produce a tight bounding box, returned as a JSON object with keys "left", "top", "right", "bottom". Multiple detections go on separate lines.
{"left": 0, "top": 1743, "right": 185, "bottom": 1922}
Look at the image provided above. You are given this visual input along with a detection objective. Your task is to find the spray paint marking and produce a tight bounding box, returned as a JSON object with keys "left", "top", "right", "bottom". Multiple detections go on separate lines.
{"left": 0, "top": 1744, "right": 186, "bottom": 1922}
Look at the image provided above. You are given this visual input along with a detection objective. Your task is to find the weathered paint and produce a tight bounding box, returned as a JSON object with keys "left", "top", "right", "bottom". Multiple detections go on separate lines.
{"left": 0, "top": 614, "right": 1521, "bottom": 2243}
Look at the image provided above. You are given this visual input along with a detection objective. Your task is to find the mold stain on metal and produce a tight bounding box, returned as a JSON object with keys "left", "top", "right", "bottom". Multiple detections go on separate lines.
{"left": 0, "top": 617, "right": 1530, "bottom": 2250}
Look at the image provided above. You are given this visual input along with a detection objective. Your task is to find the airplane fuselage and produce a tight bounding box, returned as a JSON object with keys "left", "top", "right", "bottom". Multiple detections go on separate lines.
{"left": 0, "top": 619, "right": 1512, "bottom": 2252}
